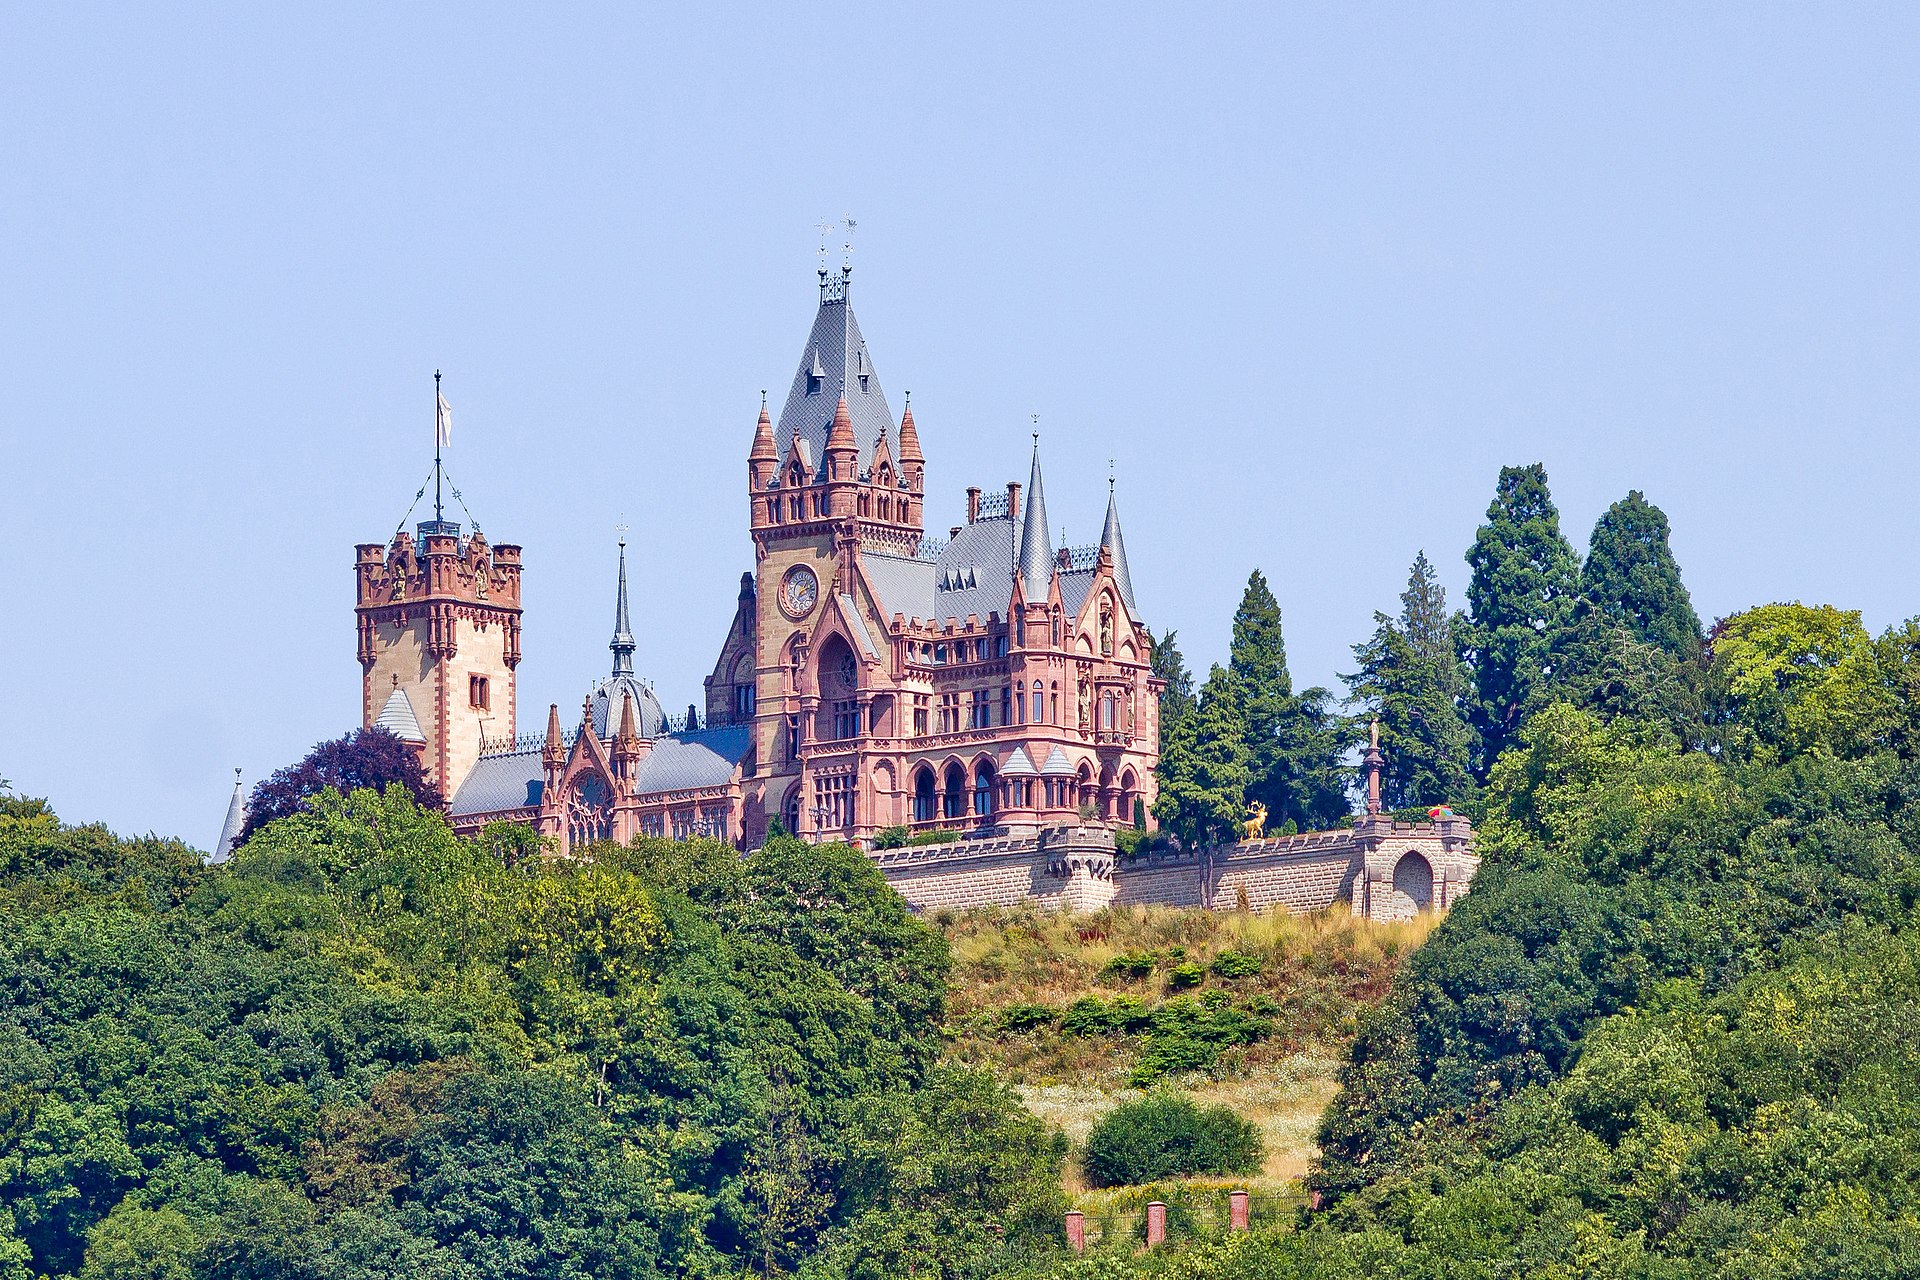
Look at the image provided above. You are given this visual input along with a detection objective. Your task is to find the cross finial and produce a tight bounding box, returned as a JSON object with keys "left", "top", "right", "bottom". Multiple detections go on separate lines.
{"left": 760, "top": 389, "right": 767, "bottom": 409}
{"left": 815, "top": 219, "right": 835, "bottom": 275}
{"left": 615, "top": 516, "right": 629, "bottom": 548}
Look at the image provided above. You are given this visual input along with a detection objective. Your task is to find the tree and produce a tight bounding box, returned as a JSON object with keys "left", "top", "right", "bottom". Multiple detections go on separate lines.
{"left": 1152, "top": 628, "right": 1196, "bottom": 729}
{"left": 1707, "top": 603, "right": 1891, "bottom": 759}
{"left": 1345, "top": 553, "right": 1476, "bottom": 809}
{"left": 1153, "top": 666, "right": 1252, "bottom": 847}
{"left": 1082, "top": 1091, "right": 1263, "bottom": 1187}
{"left": 1460, "top": 464, "right": 1583, "bottom": 776}
{"left": 1230, "top": 571, "right": 1352, "bottom": 831}
{"left": 1580, "top": 491, "right": 1703, "bottom": 661}
{"left": 239, "top": 727, "right": 442, "bottom": 841}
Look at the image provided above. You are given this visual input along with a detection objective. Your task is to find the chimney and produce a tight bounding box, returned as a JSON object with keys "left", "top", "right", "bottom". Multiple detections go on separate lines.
{"left": 1006, "top": 481, "right": 1021, "bottom": 524}
{"left": 966, "top": 486, "right": 981, "bottom": 522}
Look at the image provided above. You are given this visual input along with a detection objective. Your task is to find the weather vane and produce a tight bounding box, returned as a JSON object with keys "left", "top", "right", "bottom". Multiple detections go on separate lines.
{"left": 815, "top": 219, "right": 835, "bottom": 273}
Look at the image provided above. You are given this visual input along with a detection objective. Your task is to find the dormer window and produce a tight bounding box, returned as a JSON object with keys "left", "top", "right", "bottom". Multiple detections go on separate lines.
{"left": 807, "top": 351, "right": 826, "bottom": 396}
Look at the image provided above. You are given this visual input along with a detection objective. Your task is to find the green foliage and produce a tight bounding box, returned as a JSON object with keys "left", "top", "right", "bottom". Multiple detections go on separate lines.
{"left": 904, "top": 827, "right": 962, "bottom": 846}
{"left": 1166, "top": 962, "right": 1206, "bottom": 989}
{"left": 0, "top": 788, "right": 1059, "bottom": 1279}
{"left": 1580, "top": 489, "right": 1704, "bottom": 661}
{"left": 870, "top": 824, "right": 909, "bottom": 849}
{"left": 1208, "top": 950, "right": 1262, "bottom": 979}
{"left": 1081, "top": 1093, "right": 1264, "bottom": 1188}
{"left": 1152, "top": 629, "right": 1197, "bottom": 730}
{"left": 1344, "top": 552, "right": 1477, "bottom": 810}
{"left": 1100, "top": 951, "right": 1157, "bottom": 981}
{"left": 998, "top": 1002, "right": 1060, "bottom": 1033}
{"left": 1232, "top": 571, "right": 1355, "bottom": 832}
{"left": 1708, "top": 602, "right": 1893, "bottom": 759}
{"left": 1154, "top": 665, "right": 1255, "bottom": 847}
{"left": 1460, "top": 463, "right": 1583, "bottom": 776}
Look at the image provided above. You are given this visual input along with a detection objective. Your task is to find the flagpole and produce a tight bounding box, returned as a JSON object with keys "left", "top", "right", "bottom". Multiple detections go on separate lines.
{"left": 433, "top": 370, "right": 444, "bottom": 526}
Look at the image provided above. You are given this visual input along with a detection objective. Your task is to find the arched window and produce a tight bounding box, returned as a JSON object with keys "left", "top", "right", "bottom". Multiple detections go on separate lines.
{"left": 1031, "top": 681, "right": 1045, "bottom": 724}
{"left": 973, "top": 761, "right": 995, "bottom": 820}
{"left": 943, "top": 763, "right": 967, "bottom": 819}
{"left": 913, "top": 767, "right": 938, "bottom": 822}
{"left": 782, "top": 788, "right": 801, "bottom": 835}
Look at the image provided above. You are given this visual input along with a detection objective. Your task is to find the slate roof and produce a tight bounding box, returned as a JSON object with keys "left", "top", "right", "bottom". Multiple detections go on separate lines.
{"left": 1001, "top": 746, "right": 1039, "bottom": 777}
{"left": 211, "top": 771, "right": 247, "bottom": 863}
{"left": 1016, "top": 445, "right": 1054, "bottom": 600}
{"left": 774, "top": 280, "right": 896, "bottom": 481}
{"left": 836, "top": 594, "right": 882, "bottom": 659}
{"left": 449, "top": 725, "right": 753, "bottom": 819}
{"left": 450, "top": 746, "right": 546, "bottom": 816}
{"left": 1040, "top": 746, "right": 1077, "bottom": 775}
{"left": 374, "top": 688, "right": 426, "bottom": 743}
{"left": 1101, "top": 486, "right": 1137, "bottom": 612}
{"left": 861, "top": 552, "right": 937, "bottom": 621}
{"left": 589, "top": 674, "right": 668, "bottom": 741}
{"left": 632, "top": 726, "right": 752, "bottom": 793}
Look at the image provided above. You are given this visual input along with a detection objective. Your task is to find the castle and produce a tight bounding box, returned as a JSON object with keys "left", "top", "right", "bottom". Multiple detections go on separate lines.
{"left": 335, "top": 262, "right": 1477, "bottom": 921}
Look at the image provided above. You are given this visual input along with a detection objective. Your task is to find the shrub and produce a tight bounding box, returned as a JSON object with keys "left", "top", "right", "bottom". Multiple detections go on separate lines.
{"left": 1081, "top": 1091, "right": 1264, "bottom": 1187}
{"left": 1167, "top": 962, "right": 1206, "bottom": 989}
{"left": 906, "top": 828, "right": 962, "bottom": 846}
{"left": 1129, "top": 995, "right": 1274, "bottom": 1084}
{"left": 1209, "top": 950, "right": 1263, "bottom": 979}
{"left": 1101, "top": 951, "right": 1157, "bottom": 981}
{"left": 1061, "top": 995, "right": 1152, "bottom": 1037}
{"left": 997, "top": 1002, "right": 1059, "bottom": 1033}
{"left": 872, "top": 825, "right": 909, "bottom": 849}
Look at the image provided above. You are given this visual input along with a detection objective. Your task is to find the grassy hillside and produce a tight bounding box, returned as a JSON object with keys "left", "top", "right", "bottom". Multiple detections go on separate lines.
{"left": 932, "top": 904, "right": 1436, "bottom": 1194}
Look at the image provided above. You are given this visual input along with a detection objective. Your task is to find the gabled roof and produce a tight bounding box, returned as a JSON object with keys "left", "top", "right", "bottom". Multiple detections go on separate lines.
{"left": 632, "top": 726, "right": 752, "bottom": 794}
{"left": 834, "top": 594, "right": 882, "bottom": 660}
{"left": 374, "top": 688, "right": 426, "bottom": 743}
{"left": 774, "top": 277, "right": 896, "bottom": 481}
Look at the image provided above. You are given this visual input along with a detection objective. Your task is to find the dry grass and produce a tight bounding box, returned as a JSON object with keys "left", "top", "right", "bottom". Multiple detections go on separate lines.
{"left": 933, "top": 904, "right": 1439, "bottom": 1198}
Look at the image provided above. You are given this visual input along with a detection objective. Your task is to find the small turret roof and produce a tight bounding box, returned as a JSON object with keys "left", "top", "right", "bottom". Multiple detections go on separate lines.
{"left": 1016, "top": 441, "right": 1054, "bottom": 600}
{"left": 212, "top": 769, "right": 247, "bottom": 863}
{"left": 1100, "top": 482, "right": 1137, "bottom": 612}
{"left": 374, "top": 688, "right": 426, "bottom": 743}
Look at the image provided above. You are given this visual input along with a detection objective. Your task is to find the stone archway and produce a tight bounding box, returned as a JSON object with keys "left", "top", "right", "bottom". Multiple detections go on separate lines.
{"left": 1391, "top": 850, "right": 1434, "bottom": 916}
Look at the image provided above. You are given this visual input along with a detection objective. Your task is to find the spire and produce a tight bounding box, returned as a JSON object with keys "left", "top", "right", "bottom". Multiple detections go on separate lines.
{"left": 1100, "top": 478, "right": 1137, "bottom": 611}
{"left": 617, "top": 691, "right": 639, "bottom": 747}
{"left": 1016, "top": 436, "right": 1054, "bottom": 600}
{"left": 543, "top": 702, "right": 565, "bottom": 768}
{"left": 897, "top": 395, "right": 923, "bottom": 463}
{"left": 213, "top": 769, "right": 246, "bottom": 863}
{"left": 610, "top": 536, "right": 636, "bottom": 677}
{"left": 826, "top": 394, "right": 857, "bottom": 451}
{"left": 749, "top": 393, "right": 776, "bottom": 462}
{"left": 773, "top": 269, "right": 895, "bottom": 478}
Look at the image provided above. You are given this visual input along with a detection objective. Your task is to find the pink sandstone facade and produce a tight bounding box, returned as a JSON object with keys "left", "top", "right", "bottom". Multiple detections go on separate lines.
{"left": 340, "top": 262, "right": 1477, "bottom": 922}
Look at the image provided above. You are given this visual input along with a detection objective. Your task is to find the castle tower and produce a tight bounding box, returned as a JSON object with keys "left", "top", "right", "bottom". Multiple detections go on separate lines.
{"left": 354, "top": 389, "right": 522, "bottom": 796}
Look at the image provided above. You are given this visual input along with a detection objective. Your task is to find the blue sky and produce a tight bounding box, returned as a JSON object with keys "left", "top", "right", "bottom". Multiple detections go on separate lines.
{"left": 5, "top": 4, "right": 1919, "bottom": 846}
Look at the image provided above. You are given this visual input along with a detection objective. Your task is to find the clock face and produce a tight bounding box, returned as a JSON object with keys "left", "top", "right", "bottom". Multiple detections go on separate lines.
{"left": 780, "top": 565, "right": 819, "bottom": 618}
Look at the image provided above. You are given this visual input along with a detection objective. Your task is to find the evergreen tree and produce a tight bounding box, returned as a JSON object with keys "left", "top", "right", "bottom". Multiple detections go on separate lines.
{"left": 1152, "top": 629, "right": 1196, "bottom": 728}
{"left": 1229, "top": 570, "right": 1354, "bottom": 831}
{"left": 1153, "top": 665, "right": 1252, "bottom": 846}
{"left": 1460, "top": 464, "right": 1582, "bottom": 776}
{"left": 1580, "top": 490, "right": 1703, "bottom": 660}
{"left": 1345, "top": 553, "right": 1476, "bottom": 809}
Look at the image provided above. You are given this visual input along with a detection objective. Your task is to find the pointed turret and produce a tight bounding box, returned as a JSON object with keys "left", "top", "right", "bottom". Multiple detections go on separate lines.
{"left": 543, "top": 702, "right": 565, "bottom": 769}
{"left": 610, "top": 538, "right": 636, "bottom": 677}
{"left": 617, "top": 691, "right": 639, "bottom": 746}
{"left": 1016, "top": 439, "right": 1054, "bottom": 600}
{"left": 825, "top": 395, "right": 858, "bottom": 481}
{"left": 1100, "top": 480, "right": 1137, "bottom": 611}
{"left": 212, "top": 769, "right": 247, "bottom": 863}
{"left": 748, "top": 396, "right": 777, "bottom": 490}
{"left": 898, "top": 398, "right": 923, "bottom": 463}
{"left": 773, "top": 271, "right": 895, "bottom": 476}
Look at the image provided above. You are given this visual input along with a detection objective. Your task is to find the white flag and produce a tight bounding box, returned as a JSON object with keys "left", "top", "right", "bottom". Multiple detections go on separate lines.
{"left": 435, "top": 387, "right": 453, "bottom": 448}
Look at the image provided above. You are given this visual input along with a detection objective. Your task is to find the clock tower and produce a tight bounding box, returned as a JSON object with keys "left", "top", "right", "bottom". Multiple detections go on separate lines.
{"left": 728, "top": 264, "right": 923, "bottom": 841}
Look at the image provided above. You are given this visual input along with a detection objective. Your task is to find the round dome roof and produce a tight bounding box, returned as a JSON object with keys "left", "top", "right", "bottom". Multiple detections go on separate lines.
{"left": 588, "top": 674, "right": 667, "bottom": 741}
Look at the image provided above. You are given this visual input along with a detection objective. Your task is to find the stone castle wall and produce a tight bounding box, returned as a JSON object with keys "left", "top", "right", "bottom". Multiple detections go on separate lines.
{"left": 877, "top": 818, "right": 1478, "bottom": 920}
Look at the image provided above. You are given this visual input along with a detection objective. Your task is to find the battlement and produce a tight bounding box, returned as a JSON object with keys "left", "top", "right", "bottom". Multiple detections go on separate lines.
{"left": 355, "top": 528, "right": 523, "bottom": 612}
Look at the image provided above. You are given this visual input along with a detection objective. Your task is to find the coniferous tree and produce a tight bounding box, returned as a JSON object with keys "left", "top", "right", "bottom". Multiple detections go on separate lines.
{"left": 1345, "top": 553, "right": 1476, "bottom": 809}
{"left": 1460, "top": 464, "right": 1582, "bottom": 776}
{"left": 1153, "top": 665, "right": 1252, "bottom": 846}
{"left": 1229, "top": 571, "right": 1353, "bottom": 832}
{"left": 1152, "top": 629, "right": 1196, "bottom": 728}
{"left": 1580, "top": 490, "right": 1703, "bottom": 661}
